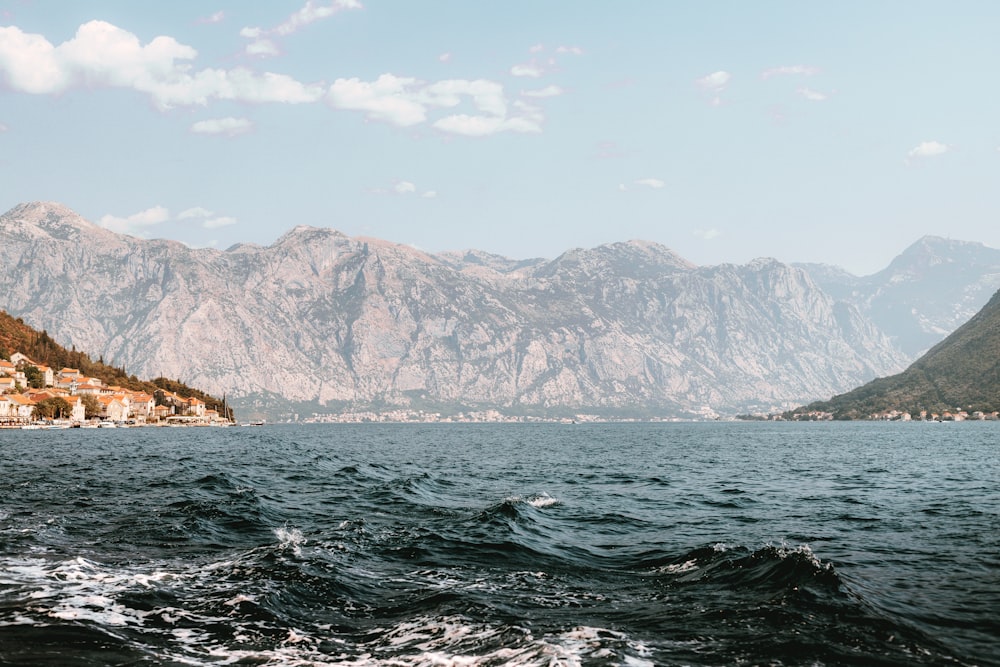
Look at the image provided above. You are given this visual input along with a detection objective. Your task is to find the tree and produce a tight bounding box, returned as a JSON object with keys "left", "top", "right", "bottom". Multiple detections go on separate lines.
{"left": 80, "top": 394, "right": 101, "bottom": 419}
{"left": 21, "top": 364, "right": 43, "bottom": 389}
{"left": 34, "top": 397, "right": 72, "bottom": 420}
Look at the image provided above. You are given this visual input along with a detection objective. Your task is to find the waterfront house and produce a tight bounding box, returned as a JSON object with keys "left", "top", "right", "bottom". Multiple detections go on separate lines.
{"left": 185, "top": 396, "right": 206, "bottom": 417}
{"left": 98, "top": 395, "right": 128, "bottom": 422}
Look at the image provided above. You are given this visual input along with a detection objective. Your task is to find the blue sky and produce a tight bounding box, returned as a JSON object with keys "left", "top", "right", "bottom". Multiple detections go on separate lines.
{"left": 2, "top": 1, "right": 998, "bottom": 275}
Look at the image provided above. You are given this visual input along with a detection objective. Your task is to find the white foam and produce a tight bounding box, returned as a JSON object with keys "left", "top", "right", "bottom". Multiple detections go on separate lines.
{"left": 527, "top": 493, "right": 559, "bottom": 508}
{"left": 503, "top": 493, "right": 560, "bottom": 508}
{"left": 659, "top": 558, "right": 699, "bottom": 574}
{"left": 274, "top": 525, "right": 306, "bottom": 556}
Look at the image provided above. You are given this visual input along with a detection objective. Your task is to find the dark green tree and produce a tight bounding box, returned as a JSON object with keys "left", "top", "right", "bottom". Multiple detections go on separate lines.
{"left": 80, "top": 394, "right": 101, "bottom": 419}
{"left": 21, "top": 364, "right": 43, "bottom": 389}
{"left": 34, "top": 396, "right": 72, "bottom": 420}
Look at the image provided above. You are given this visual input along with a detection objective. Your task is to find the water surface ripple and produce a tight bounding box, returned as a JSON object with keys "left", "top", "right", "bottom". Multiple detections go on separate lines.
{"left": 1, "top": 422, "right": 997, "bottom": 665}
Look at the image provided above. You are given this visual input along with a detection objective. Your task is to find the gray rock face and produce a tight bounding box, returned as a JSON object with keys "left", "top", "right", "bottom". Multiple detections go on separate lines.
{"left": 1, "top": 202, "right": 912, "bottom": 418}
{"left": 797, "top": 236, "right": 1000, "bottom": 357}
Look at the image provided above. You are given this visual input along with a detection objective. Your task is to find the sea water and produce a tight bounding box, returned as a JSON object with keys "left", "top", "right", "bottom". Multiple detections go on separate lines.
{"left": 1, "top": 422, "right": 997, "bottom": 666}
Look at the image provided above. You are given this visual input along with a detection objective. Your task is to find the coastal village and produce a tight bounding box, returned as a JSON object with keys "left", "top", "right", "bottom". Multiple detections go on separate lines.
{"left": 0, "top": 352, "right": 231, "bottom": 428}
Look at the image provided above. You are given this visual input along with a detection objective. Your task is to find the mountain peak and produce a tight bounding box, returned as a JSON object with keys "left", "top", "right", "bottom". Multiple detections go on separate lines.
{"left": 1, "top": 201, "right": 106, "bottom": 242}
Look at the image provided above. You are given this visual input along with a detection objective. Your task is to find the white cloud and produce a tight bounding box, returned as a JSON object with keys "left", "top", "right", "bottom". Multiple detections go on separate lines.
{"left": 438, "top": 52, "right": 452, "bottom": 63}
{"left": 190, "top": 116, "right": 254, "bottom": 135}
{"left": 635, "top": 178, "right": 665, "bottom": 189}
{"left": 433, "top": 100, "right": 542, "bottom": 136}
{"left": 327, "top": 74, "right": 427, "bottom": 126}
{"left": 373, "top": 180, "right": 436, "bottom": 198}
{"left": 693, "top": 228, "right": 721, "bottom": 240}
{"left": 521, "top": 85, "right": 565, "bottom": 98}
{"left": 198, "top": 11, "right": 226, "bottom": 25}
{"left": 696, "top": 70, "right": 731, "bottom": 91}
{"left": 202, "top": 216, "right": 237, "bottom": 229}
{"left": 529, "top": 44, "right": 545, "bottom": 54}
{"left": 98, "top": 206, "right": 170, "bottom": 234}
{"left": 328, "top": 74, "right": 542, "bottom": 136}
{"left": 696, "top": 71, "right": 731, "bottom": 106}
{"left": 178, "top": 207, "right": 213, "bottom": 219}
{"left": 555, "top": 46, "right": 584, "bottom": 56}
{"left": 761, "top": 65, "right": 819, "bottom": 79}
{"left": 240, "top": 1, "right": 362, "bottom": 58}
{"left": 908, "top": 140, "right": 950, "bottom": 159}
{"left": 510, "top": 62, "right": 543, "bottom": 78}
{"left": 273, "top": 0, "right": 362, "bottom": 36}
{"left": 797, "top": 87, "right": 828, "bottom": 101}
{"left": 0, "top": 122, "right": 7, "bottom": 132}
{"left": 246, "top": 39, "right": 280, "bottom": 57}
{"left": 424, "top": 79, "right": 507, "bottom": 116}
{"left": 0, "top": 21, "right": 323, "bottom": 108}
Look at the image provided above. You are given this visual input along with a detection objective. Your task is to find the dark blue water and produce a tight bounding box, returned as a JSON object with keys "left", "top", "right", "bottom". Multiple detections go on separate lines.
{"left": 1, "top": 422, "right": 997, "bottom": 666}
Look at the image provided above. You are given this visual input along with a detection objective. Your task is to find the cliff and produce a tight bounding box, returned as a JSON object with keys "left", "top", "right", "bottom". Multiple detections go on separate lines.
{"left": 0, "top": 202, "right": 919, "bottom": 419}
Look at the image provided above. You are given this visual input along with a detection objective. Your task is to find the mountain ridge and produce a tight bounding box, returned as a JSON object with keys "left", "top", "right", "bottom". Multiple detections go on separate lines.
{"left": 4, "top": 201, "right": 996, "bottom": 420}
{"left": 791, "top": 287, "right": 1000, "bottom": 418}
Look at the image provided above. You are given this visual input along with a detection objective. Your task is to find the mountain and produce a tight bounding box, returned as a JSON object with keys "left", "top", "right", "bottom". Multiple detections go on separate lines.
{"left": 0, "top": 308, "right": 230, "bottom": 416}
{"left": 791, "top": 288, "right": 1000, "bottom": 418}
{"left": 797, "top": 236, "right": 1000, "bottom": 357}
{"left": 0, "top": 202, "right": 913, "bottom": 420}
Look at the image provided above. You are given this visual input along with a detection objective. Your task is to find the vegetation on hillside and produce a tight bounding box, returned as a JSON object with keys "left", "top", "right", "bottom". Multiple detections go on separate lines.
{"left": 0, "top": 310, "right": 233, "bottom": 420}
{"left": 789, "top": 289, "right": 1000, "bottom": 419}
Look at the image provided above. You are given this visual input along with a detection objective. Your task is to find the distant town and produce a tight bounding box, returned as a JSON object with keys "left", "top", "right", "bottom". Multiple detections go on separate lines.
{"left": 768, "top": 408, "right": 1000, "bottom": 422}
{"left": 0, "top": 352, "right": 232, "bottom": 428}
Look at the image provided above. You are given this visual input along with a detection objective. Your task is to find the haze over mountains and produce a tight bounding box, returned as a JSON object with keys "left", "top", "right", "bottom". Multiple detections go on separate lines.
{"left": 794, "top": 287, "right": 1000, "bottom": 418}
{"left": 2, "top": 202, "right": 999, "bottom": 420}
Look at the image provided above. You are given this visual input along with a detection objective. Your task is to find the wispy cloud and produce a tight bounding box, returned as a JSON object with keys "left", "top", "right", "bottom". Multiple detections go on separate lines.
{"left": 197, "top": 11, "right": 226, "bottom": 25}
{"left": 327, "top": 74, "right": 543, "bottom": 136}
{"left": 521, "top": 85, "right": 565, "bottom": 99}
{"left": 696, "top": 71, "right": 731, "bottom": 91}
{"left": 761, "top": 65, "right": 819, "bottom": 80}
{"left": 510, "top": 62, "right": 543, "bottom": 78}
{"left": 241, "top": 0, "right": 362, "bottom": 57}
{"left": 620, "top": 178, "right": 666, "bottom": 191}
{"left": 635, "top": 178, "right": 665, "bottom": 189}
{"left": 176, "top": 206, "right": 238, "bottom": 229}
{"left": 202, "top": 216, "right": 237, "bottom": 229}
{"left": 907, "top": 140, "right": 951, "bottom": 162}
{"left": 178, "top": 207, "right": 213, "bottom": 219}
{"left": 191, "top": 117, "right": 254, "bottom": 136}
{"left": 693, "top": 228, "right": 721, "bottom": 240}
{"left": 98, "top": 206, "right": 170, "bottom": 235}
{"left": 370, "top": 179, "right": 437, "bottom": 198}
{"left": 796, "top": 87, "right": 828, "bottom": 102}
{"left": 696, "top": 70, "right": 731, "bottom": 106}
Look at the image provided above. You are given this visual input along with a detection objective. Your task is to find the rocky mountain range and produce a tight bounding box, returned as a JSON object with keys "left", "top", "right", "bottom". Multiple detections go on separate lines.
{"left": 796, "top": 236, "right": 1000, "bottom": 357}
{"left": 1, "top": 201, "right": 997, "bottom": 419}
{"left": 792, "top": 286, "right": 1000, "bottom": 419}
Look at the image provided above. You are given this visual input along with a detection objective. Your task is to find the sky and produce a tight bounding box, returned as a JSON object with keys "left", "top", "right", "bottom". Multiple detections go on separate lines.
{"left": 1, "top": 1, "right": 999, "bottom": 275}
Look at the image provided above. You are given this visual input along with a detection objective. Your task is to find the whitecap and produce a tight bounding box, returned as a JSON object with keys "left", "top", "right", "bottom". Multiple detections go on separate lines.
{"left": 274, "top": 525, "right": 306, "bottom": 556}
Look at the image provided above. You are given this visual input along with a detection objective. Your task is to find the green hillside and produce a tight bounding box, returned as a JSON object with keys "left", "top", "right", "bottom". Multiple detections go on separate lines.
{"left": 0, "top": 310, "right": 233, "bottom": 419}
{"left": 790, "top": 289, "right": 1000, "bottom": 419}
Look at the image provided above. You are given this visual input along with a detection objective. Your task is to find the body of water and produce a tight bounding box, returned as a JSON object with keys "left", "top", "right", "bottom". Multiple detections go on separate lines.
{"left": 1, "top": 422, "right": 997, "bottom": 665}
